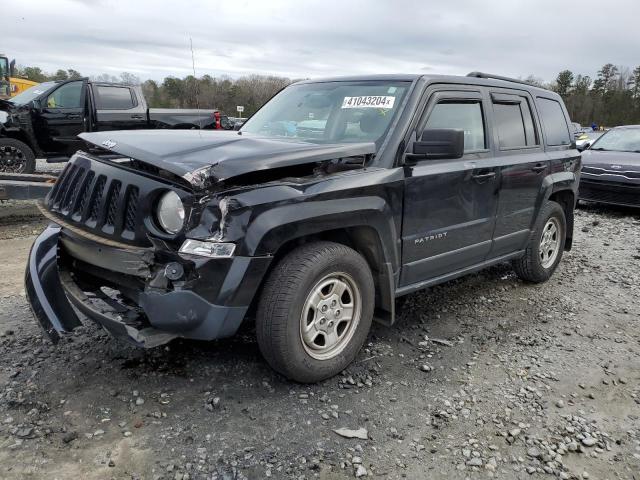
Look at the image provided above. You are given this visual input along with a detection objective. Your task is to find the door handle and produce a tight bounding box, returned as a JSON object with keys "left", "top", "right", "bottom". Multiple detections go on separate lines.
{"left": 531, "top": 164, "right": 547, "bottom": 172}
{"left": 471, "top": 172, "right": 496, "bottom": 180}
{"left": 66, "top": 114, "right": 81, "bottom": 119}
{"left": 131, "top": 114, "right": 144, "bottom": 119}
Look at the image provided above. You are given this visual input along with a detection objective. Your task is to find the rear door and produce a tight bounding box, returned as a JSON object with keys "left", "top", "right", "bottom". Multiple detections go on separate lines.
{"left": 37, "top": 79, "right": 88, "bottom": 155}
{"left": 488, "top": 90, "right": 549, "bottom": 257}
{"left": 399, "top": 87, "right": 500, "bottom": 286}
{"left": 92, "top": 84, "right": 148, "bottom": 131}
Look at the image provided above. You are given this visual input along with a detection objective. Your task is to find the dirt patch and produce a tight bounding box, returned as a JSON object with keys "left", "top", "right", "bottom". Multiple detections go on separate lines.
{"left": 0, "top": 204, "right": 639, "bottom": 479}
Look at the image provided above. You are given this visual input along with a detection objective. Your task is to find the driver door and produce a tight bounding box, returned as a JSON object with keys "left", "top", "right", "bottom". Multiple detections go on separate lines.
{"left": 400, "top": 88, "right": 500, "bottom": 287}
{"left": 37, "top": 79, "right": 88, "bottom": 156}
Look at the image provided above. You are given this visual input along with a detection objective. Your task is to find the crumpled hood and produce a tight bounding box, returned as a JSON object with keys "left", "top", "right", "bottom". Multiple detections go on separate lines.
{"left": 582, "top": 149, "right": 640, "bottom": 171}
{"left": 79, "top": 130, "right": 376, "bottom": 185}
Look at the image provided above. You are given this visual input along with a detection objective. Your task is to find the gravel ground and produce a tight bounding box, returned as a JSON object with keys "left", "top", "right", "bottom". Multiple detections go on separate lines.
{"left": 0, "top": 203, "right": 639, "bottom": 480}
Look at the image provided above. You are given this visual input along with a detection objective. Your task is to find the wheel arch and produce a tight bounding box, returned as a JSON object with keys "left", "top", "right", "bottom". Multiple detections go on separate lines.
{"left": 246, "top": 205, "right": 400, "bottom": 326}
{"left": 548, "top": 188, "right": 575, "bottom": 251}
{"left": 0, "top": 130, "right": 38, "bottom": 155}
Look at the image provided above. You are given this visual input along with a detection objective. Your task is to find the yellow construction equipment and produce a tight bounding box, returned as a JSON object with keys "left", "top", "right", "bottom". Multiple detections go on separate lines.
{"left": 0, "top": 54, "right": 39, "bottom": 99}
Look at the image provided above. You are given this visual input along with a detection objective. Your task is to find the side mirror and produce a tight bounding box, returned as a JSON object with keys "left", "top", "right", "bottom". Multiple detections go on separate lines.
{"left": 577, "top": 142, "right": 590, "bottom": 152}
{"left": 408, "top": 128, "right": 464, "bottom": 162}
{"left": 9, "top": 60, "right": 15, "bottom": 77}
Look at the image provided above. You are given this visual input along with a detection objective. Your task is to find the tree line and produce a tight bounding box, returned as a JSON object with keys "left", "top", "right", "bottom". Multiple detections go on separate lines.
{"left": 549, "top": 64, "right": 640, "bottom": 128}
{"left": 522, "top": 63, "right": 640, "bottom": 127}
{"left": 13, "top": 65, "right": 293, "bottom": 117}
{"left": 13, "top": 62, "right": 640, "bottom": 125}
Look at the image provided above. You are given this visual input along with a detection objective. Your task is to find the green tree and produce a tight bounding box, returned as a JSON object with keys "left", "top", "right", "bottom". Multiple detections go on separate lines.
{"left": 52, "top": 69, "right": 69, "bottom": 81}
{"left": 631, "top": 66, "right": 640, "bottom": 100}
{"left": 573, "top": 75, "right": 591, "bottom": 95}
{"left": 18, "top": 66, "right": 49, "bottom": 82}
{"left": 554, "top": 70, "right": 574, "bottom": 99}
{"left": 67, "top": 69, "right": 83, "bottom": 79}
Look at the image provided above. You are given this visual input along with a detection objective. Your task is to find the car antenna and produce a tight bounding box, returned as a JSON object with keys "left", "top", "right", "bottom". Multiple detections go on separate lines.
{"left": 189, "top": 36, "right": 202, "bottom": 139}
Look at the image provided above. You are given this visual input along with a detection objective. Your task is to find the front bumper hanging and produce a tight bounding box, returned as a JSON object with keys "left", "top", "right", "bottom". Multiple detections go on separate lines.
{"left": 25, "top": 224, "right": 271, "bottom": 347}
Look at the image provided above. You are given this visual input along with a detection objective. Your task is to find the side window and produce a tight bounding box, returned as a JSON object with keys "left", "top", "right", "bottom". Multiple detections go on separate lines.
{"left": 537, "top": 97, "right": 571, "bottom": 146}
{"left": 492, "top": 98, "right": 538, "bottom": 149}
{"left": 96, "top": 86, "right": 135, "bottom": 109}
{"left": 46, "top": 81, "right": 83, "bottom": 109}
{"left": 494, "top": 103, "right": 526, "bottom": 149}
{"left": 424, "top": 101, "right": 485, "bottom": 152}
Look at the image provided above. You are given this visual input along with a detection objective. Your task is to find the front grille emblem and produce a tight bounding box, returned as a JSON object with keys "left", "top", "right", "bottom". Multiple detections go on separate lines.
{"left": 101, "top": 139, "right": 117, "bottom": 149}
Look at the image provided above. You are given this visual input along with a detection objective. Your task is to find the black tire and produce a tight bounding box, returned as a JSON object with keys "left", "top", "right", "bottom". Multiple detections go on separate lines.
{"left": 512, "top": 201, "right": 566, "bottom": 283}
{"left": 256, "top": 241, "right": 375, "bottom": 383}
{"left": 0, "top": 138, "right": 36, "bottom": 174}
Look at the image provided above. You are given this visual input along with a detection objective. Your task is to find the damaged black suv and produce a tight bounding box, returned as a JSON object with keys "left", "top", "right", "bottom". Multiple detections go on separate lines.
{"left": 26, "top": 73, "right": 580, "bottom": 383}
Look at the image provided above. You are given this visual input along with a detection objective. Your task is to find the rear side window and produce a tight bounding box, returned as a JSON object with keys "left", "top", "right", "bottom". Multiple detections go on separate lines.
{"left": 425, "top": 101, "right": 485, "bottom": 152}
{"left": 493, "top": 98, "right": 538, "bottom": 149}
{"left": 96, "top": 86, "right": 135, "bottom": 110}
{"left": 537, "top": 98, "right": 570, "bottom": 146}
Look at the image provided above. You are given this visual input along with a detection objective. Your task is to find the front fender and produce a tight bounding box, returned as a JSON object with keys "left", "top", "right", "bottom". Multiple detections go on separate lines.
{"left": 189, "top": 167, "right": 405, "bottom": 323}
{"left": 247, "top": 196, "right": 400, "bottom": 264}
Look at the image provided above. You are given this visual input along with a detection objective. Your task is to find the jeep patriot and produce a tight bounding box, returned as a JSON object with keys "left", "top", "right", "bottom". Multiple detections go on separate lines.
{"left": 25, "top": 72, "right": 580, "bottom": 383}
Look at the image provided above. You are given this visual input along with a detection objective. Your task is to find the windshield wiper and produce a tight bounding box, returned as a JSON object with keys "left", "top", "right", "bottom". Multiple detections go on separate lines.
{"left": 590, "top": 147, "right": 608, "bottom": 151}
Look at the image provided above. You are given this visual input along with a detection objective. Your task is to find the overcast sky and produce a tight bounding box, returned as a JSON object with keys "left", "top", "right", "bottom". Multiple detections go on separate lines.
{"left": 3, "top": 0, "right": 639, "bottom": 82}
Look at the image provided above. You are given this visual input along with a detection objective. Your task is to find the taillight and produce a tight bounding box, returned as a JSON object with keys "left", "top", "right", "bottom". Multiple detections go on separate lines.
{"left": 214, "top": 111, "right": 221, "bottom": 130}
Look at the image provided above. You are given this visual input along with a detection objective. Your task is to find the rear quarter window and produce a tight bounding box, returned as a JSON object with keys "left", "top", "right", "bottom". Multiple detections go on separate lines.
{"left": 536, "top": 97, "right": 570, "bottom": 146}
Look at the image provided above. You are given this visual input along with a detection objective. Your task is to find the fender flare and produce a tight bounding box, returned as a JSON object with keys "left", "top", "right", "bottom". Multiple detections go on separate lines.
{"left": 243, "top": 196, "right": 401, "bottom": 323}
{"left": 540, "top": 171, "right": 578, "bottom": 249}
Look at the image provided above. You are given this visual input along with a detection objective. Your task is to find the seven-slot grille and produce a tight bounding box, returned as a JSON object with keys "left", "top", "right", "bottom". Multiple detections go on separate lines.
{"left": 47, "top": 160, "right": 142, "bottom": 242}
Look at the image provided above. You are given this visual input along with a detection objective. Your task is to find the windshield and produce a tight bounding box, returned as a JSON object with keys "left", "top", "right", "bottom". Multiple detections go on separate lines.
{"left": 8, "top": 81, "right": 57, "bottom": 105}
{"left": 241, "top": 81, "right": 410, "bottom": 144}
{"left": 0, "top": 57, "right": 8, "bottom": 79}
{"left": 590, "top": 128, "right": 640, "bottom": 153}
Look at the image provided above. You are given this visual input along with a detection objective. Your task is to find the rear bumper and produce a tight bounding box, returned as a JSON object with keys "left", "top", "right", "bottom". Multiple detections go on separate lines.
{"left": 578, "top": 175, "right": 640, "bottom": 207}
{"left": 25, "top": 224, "right": 271, "bottom": 347}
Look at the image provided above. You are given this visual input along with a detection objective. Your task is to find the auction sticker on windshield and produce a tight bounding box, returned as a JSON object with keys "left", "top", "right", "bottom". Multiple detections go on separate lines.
{"left": 342, "top": 96, "right": 395, "bottom": 109}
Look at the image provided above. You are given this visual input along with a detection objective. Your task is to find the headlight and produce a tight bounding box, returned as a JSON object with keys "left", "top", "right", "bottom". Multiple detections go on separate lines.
{"left": 156, "top": 191, "right": 185, "bottom": 234}
{"left": 179, "top": 239, "right": 236, "bottom": 258}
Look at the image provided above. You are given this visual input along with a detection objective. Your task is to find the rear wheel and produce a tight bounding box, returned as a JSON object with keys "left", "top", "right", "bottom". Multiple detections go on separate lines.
{"left": 512, "top": 201, "right": 566, "bottom": 283}
{"left": 256, "top": 241, "right": 374, "bottom": 383}
{"left": 0, "top": 138, "right": 36, "bottom": 174}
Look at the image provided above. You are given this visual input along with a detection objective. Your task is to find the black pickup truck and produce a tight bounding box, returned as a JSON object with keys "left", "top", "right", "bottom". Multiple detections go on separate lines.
{"left": 0, "top": 78, "right": 222, "bottom": 173}
{"left": 25, "top": 72, "right": 580, "bottom": 383}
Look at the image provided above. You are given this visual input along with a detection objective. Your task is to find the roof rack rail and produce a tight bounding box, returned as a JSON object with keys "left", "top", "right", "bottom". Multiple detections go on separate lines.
{"left": 466, "top": 71, "right": 534, "bottom": 87}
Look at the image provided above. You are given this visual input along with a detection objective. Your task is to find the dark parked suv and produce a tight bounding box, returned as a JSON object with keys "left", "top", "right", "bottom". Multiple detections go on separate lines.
{"left": 26, "top": 72, "right": 580, "bottom": 382}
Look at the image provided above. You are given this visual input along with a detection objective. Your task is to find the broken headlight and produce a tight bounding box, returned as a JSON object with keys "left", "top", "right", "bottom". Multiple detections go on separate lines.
{"left": 179, "top": 239, "right": 236, "bottom": 258}
{"left": 156, "top": 191, "right": 185, "bottom": 234}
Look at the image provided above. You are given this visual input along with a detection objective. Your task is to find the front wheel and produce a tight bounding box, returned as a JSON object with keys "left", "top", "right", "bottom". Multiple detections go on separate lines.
{"left": 256, "top": 241, "right": 375, "bottom": 383}
{"left": 0, "top": 138, "right": 36, "bottom": 174}
{"left": 512, "top": 200, "right": 566, "bottom": 283}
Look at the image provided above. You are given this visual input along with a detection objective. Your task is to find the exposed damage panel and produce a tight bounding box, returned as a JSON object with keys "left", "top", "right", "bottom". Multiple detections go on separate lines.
{"left": 79, "top": 130, "right": 376, "bottom": 189}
